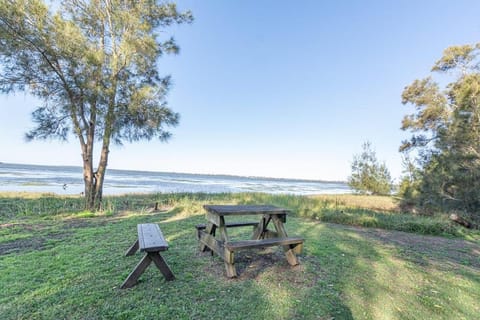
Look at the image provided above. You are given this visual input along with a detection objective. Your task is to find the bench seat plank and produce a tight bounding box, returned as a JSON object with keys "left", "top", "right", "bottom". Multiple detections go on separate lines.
{"left": 225, "top": 237, "right": 304, "bottom": 251}
{"left": 138, "top": 223, "right": 168, "bottom": 252}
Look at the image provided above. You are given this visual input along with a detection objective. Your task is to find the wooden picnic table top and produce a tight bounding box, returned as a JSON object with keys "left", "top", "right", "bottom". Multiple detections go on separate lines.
{"left": 203, "top": 204, "right": 290, "bottom": 216}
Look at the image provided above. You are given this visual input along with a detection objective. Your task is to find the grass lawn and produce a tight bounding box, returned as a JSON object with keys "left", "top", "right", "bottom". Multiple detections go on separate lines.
{"left": 0, "top": 193, "right": 479, "bottom": 319}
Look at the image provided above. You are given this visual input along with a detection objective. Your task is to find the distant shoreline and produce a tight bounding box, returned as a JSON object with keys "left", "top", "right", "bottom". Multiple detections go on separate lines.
{"left": 0, "top": 162, "right": 351, "bottom": 196}
{"left": 0, "top": 161, "right": 347, "bottom": 184}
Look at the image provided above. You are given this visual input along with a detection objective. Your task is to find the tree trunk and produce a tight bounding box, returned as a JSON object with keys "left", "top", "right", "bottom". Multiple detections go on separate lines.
{"left": 82, "top": 148, "right": 96, "bottom": 210}
{"left": 82, "top": 154, "right": 108, "bottom": 211}
{"left": 93, "top": 142, "right": 110, "bottom": 210}
{"left": 81, "top": 121, "right": 101, "bottom": 210}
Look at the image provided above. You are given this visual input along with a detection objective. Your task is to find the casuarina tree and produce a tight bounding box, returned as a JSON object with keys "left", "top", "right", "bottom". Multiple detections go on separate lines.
{"left": 348, "top": 142, "right": 392, "bottom": 195}
{"left": 0, "top": 0, "right": 193, "bottom": 209}
{"left": 401, "top": 43, "right": 480, "bottom": 224}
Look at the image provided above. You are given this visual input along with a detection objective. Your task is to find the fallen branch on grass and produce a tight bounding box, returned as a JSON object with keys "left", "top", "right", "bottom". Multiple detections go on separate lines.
{"left": 449, "top": 214, "right": 472, "bottom": 229}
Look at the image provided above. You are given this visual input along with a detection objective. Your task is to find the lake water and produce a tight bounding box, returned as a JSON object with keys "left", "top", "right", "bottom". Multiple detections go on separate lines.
{"left": 0, "top": 162, "right": 351, "bottom": 195}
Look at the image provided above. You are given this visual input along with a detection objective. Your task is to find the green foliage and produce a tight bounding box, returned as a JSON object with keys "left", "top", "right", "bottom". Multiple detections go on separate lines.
{"left": 348, "top": 142, "right": 392, "bottom": 195}
{"left": 0, "top": 1, "right": 193, "bottom": 209}
{"left": 397, "top": 155, "right": 422, "bottom": 208}
{"left": 401, "top": 43, "right": 480, "bottom": 224}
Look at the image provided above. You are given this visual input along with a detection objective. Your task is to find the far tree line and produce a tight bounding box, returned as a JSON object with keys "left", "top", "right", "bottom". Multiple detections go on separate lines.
{"left": 349, "top": 43, "right": 480, "bottom": 227}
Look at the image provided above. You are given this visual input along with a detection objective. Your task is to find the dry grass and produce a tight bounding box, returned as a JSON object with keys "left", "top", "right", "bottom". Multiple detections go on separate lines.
{"left": 310, "top": 194, "right": 401, "bottom": 213}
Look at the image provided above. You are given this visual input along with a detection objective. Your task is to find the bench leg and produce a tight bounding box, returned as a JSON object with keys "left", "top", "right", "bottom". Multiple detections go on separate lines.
{"left": 121, "top": 252, "right": 175, "bottom": 289}
{"left": 121, "top": 253, "right": 152, "bottom": 289}
{"left": 125, "top": 239, "right": 139, "bottom": 256}
{"left": 150, "top": 252, "right": 175, "bottom": 281}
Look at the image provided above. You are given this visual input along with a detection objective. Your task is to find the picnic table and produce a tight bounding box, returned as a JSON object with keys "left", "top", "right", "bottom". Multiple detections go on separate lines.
{"left": 197, "top": 205, "right": 304, "bottom": 277}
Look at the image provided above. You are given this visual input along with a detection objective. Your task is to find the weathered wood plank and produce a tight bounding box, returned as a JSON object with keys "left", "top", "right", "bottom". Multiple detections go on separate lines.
{"left": 270, "top": 214, "right": 301, "bottom": 265}
{"left": 292, "top": 242, "right": 304, "bottom": 255}
{"left": 195, "top": 221, "right": 259, "bottom": 230}
{"left": 199, "top": 223, "right": 216, "bottom": 252}
{"left": 204, "top": 205, "right": 290, "bottom": 217}
{"left": 198, "top": 205, "right": 304, "bottom": 277}
{"left": 251, "top": 216, "right": 268, "bottom": 240}
{"left": 120, "top": 254, "right": 152, "bottom": 289}
{"left": 138, "top": 223, "right": 168, "bottom": 252}
{"left": 198, "top": 231, "right": 234, "bottom": 263}
{"left": 205, "top": 211, "right": 221, "bottom": 226}
{"left": 225, "top": 237, "right": 304, "bottom": 251}
{"left": 121, "top": 224, "right": 175, "bottom": 289}
{"left": 284, "top": 249, "right": 300, "bottom": 265}
{"left": 125, "top": 239, "right": 139, "bottom": 256}
{"left": 271, "top": 214, "right": 288, "bottom": 237}
{"left": 149, "top": 252, "right": 175, "bottom": 281}
{"left": 263, "top": 229, "right": 279, "bottom": 239}
{"left": 224, "top": 261, "right": 237, "bottom": 278}
{"left": 219, "top": 216, "right": 228, "bottom": 241}
{"left": 198, "top": 231, "right": 224, "bottom": 256}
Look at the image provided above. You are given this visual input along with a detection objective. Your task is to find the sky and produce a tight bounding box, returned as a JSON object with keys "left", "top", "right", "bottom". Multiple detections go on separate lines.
{"left": 1, "top": 0, "right": 480, "bottom": 182}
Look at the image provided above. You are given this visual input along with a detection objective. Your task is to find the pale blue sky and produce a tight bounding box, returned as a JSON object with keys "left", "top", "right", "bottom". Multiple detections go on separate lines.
{"left": 1, "top": 0, "right": 479, "bottom": 181}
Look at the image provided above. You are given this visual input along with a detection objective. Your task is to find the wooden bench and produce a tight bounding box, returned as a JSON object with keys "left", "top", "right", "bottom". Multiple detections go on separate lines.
{"left": 121, "top": 223, "right": 175, "bottom": 289}
{"left": 225, "top": 236, "right": 304, "bottom": 252}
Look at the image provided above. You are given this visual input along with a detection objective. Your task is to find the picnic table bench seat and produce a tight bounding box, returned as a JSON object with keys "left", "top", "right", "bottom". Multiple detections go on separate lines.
{"left": 225, "top": 236, "right": 304, "bottom": 252}
{"left": 121, "top": 223, "right": 175, "bottom": 289}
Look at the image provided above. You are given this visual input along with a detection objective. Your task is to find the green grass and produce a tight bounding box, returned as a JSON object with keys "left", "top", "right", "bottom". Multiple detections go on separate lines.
{"left": 1, "top": 192, "right": 477, "bottom": 238}
{"left": 0, "top": 193, "right": 479, "bottom": 319}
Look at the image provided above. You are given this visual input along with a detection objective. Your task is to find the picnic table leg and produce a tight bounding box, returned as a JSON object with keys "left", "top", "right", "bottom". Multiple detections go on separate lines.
{"left": 150, "top": 252, "right": 175, "bottom": 281}
{"left": 121, "top": 254, "right": 152, "bottom": 289}
{"left": 219, "top": 216, "right": 238, "bottom": 277}
{"left": 223, "top": 248, "right": 237, "bottom": 277}
{"left": 252, "top": 215, "right": 271, "bottom": 240}
{"left": 271, "top": 215, "right": 300, "bottom": 266}
{"left": 199, "top": 223, "right": 216, "bottom": 252}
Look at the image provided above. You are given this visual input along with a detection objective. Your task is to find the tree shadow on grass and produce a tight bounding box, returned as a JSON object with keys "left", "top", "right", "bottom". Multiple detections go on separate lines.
{"left": 295, "top": 219, "right": 480, "bottom": 320}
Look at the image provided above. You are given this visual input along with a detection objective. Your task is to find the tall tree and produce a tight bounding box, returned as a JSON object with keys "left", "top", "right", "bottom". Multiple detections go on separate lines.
{"left": 348, "top": 141, "right": 392, "bottom": 195}
{"left": 0, "top": 0, "right": 192, "bottom": 209}
{"left": 401, "top": 43, "right": 480, "bottom": 222}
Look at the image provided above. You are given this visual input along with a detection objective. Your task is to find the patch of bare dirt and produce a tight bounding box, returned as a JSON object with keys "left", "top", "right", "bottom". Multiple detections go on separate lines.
{"left": 0, "top": 222, "right": 48, "bottom": 231}
{"left": 0, "top": 232, "right": 68, "bottom": 255}
{"left": 0, "top": 218, "right": 109, "bottom": 255}
{"left": 331, "top": 223, "right": 480, "bottom": 269}
{"left": 199, "top": 247, "right": 323, "bottom": 284}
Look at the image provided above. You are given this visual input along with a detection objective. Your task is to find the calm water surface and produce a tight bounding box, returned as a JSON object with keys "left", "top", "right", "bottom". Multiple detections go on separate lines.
{"left": 0, "top": 163, "right": 351, "bottom": 195}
